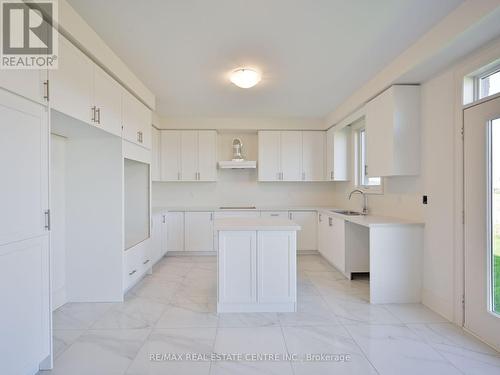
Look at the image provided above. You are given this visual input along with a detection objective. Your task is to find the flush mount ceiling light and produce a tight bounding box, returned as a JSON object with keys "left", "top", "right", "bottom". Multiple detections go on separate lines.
{"left": 230, "top": 68, "right": 261, "bottom": 88}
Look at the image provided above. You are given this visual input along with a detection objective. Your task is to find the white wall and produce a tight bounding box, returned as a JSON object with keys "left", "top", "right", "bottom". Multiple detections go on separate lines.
{"left": 160, "top": 117, "right": 324, "bottom": 131}
{"left": 153, "top": 130, "right": 337, "bottom": 208}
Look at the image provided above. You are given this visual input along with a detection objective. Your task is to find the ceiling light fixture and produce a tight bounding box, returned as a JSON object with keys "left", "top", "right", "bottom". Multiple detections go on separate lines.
{"left": 230, "top": 68, "right": 261, "bottom": 88}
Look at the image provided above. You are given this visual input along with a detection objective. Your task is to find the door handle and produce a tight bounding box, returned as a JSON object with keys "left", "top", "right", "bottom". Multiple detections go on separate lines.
{"left": 96, "top": 108, "right": 101, "bottom": 124}
{"left": 162, "top": 215, "right": 166, "bottom": 224}
{"left": 328, "top": 217, "right": 333, "bottom": 227}
{"left": 143, "top": 259, "right": 150, "bottom": 265}
{"left": 43, "top": 80, "right": 49, "bottom": 101}
{"left": 129, "top": 269, "right": 137, "bottom": 276}
{"left": 91, "top": 106, "right": 96, "bottom": 122}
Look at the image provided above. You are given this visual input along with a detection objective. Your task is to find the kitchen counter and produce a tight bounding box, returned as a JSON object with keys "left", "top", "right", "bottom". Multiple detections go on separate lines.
{"left": 214, "top": 217, "right": 301, "bottom": 231}
{"left": 317, "top": 209, "right": 424, "bottom": 227}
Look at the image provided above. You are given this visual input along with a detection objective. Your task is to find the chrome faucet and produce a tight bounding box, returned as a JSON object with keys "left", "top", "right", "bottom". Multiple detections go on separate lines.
{"left": 349, "top": 189, "right": 368, "bottom": 215}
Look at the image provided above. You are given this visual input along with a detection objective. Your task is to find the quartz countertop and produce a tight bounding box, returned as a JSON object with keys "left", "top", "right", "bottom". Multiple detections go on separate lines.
{"left": 214, "top": 218, "right": 301, "bottom": 231}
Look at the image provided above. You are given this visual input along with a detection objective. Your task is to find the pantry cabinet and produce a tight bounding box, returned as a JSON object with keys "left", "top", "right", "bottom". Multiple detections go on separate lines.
{"left": 159, "top": 130, "right": 217, "bottom": 181}
{"left": 122, "top": 90, "right": 152, "bottom": 149}
{"left": 365, "top": 85, "right": 420, "bottom": 177}
{"left": 184, "top": 212, "right": 214, "bottom": 251}
{"left": 326, "top": 127, "right": 349, "bottom": 181}
{"left": 302, "top": 131, "right": 325, "bottom": 181}
{"left": 289, "top": 211, "right": 317, "bottom": 251}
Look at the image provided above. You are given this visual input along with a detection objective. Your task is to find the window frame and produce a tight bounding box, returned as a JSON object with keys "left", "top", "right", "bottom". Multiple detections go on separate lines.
{"left": 352, "top": 120, "right": 384, "bottom": 194}
{"left": 472, "top": 63, "right": 500, "bottom": 102}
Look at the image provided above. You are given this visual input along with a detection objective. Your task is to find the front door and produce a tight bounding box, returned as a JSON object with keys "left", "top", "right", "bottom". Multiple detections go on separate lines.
{"left": 464, "top": 94, "right": 500, "bottom": 350}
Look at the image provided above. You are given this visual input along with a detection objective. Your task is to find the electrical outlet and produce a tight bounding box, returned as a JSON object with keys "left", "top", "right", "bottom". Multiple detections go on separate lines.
{"left": 422, "top": 195, "right": 428, "bottom": 205}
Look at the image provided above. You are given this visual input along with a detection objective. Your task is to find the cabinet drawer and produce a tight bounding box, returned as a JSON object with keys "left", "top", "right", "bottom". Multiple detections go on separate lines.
{"left": 261, "top": 211, "right": 288, "bottom": 219}
{"left": 124, "top": 240, "right": 150, "bottom": 290}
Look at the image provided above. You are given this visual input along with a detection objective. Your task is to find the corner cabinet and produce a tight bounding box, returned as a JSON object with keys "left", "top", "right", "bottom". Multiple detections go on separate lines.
{"left": 365, "top": 85, "right": 420, "bottom": 177}
{"left": 159, "top": 130, "right": 217, "bottom": 181}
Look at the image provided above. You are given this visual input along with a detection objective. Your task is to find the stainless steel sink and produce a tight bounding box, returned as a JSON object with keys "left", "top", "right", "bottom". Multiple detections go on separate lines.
{"left": 331, "top": 209, "right": 364, "bottom": 216}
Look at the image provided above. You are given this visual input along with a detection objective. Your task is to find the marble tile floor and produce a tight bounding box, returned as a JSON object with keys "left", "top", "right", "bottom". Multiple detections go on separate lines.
{"left": 40, "top": 255, "right": 500, "bottom": 375}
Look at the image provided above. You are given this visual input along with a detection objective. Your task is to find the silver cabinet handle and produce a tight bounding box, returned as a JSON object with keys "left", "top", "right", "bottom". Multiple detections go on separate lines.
{"left": 162, "top": 215, "right": 166, "bottom": 224}
{"left": 129, "top": 269, "right": 137, "bottom": 276}
{"left": 177, "top": 172, "right": 181, "bottom": 180}
{"left": 288, "top": 212, "right": 292, "bottom": 220}
{"left": 270, "top": 213, "right": 280, "bottom": 217}
{"left": 364, "top": 165, "right": 368, "bottom": 176}
{"left": 143, "top": 259, "right": 150, "bottom": 265}
{"left": 43, "top": 80, "right": 49, "bottom": 101}
{"left": 96, "top": 107, "right": 101, "bottom": 124}
{"left": 318, "top": 214, "right": 322, "bottom": 222}
{"left": 210, "top": 212, "right": 214, "bottom": 221}
{"left": 137, "top": 131, "right": 143, "bottom": 143}
{"left": 44, "top": 209, "right": 51, "bottom": 230}
{"left": 91, "top": 106, "right": 96, "bottom": 122}
{"left": 328, "top": 217, "right": 333, "bottom": 227}
{"left": 330, "top": 171, "right": 334, "bottom": 180}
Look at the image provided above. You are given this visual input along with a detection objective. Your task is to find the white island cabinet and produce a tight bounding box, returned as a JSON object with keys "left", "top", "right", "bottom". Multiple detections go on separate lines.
{"left": 215, "top": 218, "right": 300, "bottom": 313}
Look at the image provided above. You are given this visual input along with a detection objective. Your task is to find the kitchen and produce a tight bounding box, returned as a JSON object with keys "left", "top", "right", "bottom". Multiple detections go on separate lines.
{"left": 1, "top": 1, "right": 500, "bottom": 375}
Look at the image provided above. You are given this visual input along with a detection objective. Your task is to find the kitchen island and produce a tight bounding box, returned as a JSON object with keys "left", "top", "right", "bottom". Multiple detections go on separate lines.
{"left": 214, "top": 217, "right": 301, "bottom": 313}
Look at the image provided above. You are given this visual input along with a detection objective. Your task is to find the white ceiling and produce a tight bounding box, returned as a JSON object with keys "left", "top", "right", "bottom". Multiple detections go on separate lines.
{"left": 67, "top": 0, "right": 464, "bottom": 118}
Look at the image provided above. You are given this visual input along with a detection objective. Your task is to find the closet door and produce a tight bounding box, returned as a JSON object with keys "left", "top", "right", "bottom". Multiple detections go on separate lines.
{"left": 181, "top": 130, "right": 198, "bottom": 181}
{"left": 280, "top": 131, "right": 302, "bottom": 181}
{"left": 0, "top": 89, "right": 50, "bottom": 374}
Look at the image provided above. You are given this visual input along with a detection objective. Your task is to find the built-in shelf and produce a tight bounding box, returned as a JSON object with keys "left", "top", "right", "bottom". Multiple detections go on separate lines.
{"left": 218, "top": 160, "right": 257, "bottom": 169}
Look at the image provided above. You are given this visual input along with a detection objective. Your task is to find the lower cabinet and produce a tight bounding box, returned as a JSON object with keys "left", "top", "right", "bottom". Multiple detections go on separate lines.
{"left": 289, "top": 211, "right": 317, "bottom": 251}
{"left": 151, "top": 210, "right": 168, "bottom": 264}
{"left": 123, "top": 239, "right": 152, "bottom": 291}
{"left": 329, "top": 215, "right": 346, "bottom": 273}
{"left": 261, "top": 211, "right": 288, "bottom": 219}
{"left": 184, "top": 212, "right": 214, "bottom": 251}
{"left": 318, "top": 212, "right": 329, "bottom": 258}
{"left": 166, "top": 212, "right": 184, "bottom": 251}
{"left": 218, "top": 230, "right": 296, "bottom": 312}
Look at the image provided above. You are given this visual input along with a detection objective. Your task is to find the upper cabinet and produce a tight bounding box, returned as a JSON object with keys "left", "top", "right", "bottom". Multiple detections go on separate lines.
{"left": 302, "top": 131, "right": 325, "bottom": 181}
{"left": 93, "top": 66, "right": 123, "bottom": 137}
{"left": 159, "top": 130, "right": 217, "bottom": 182}
{"left": 259, "top": 130, "right": 327, "bottom": 181}
{"left": 365, "top": 85, "right": 420, "bottom": 177}
{"left": 326, "top": 126, "right": 349, "bottom": 181}
{"left": 258, "top": 131, "right": 301, "bottom": 181}
{"left": 151, "top": 126, "right": 161, "bottom": 181}
{"left": 122, "top": 90, "right": 152, "bottom": 149}
{"left": 0, "top": 69, "right": 47, "bottom": 105}
{"left": 51, "top": 35, "right": 93, "bottom": 124}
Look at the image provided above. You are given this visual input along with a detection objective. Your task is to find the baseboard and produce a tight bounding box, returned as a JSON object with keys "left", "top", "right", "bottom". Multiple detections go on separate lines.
{"left": 422, "top": 288, "right": 454, "bottom": 322}
{"left": 166, "top": 251, "right": 216, "bottom": 257}
{"left": 298, "top": 250, "right": 319, "bottom": 255}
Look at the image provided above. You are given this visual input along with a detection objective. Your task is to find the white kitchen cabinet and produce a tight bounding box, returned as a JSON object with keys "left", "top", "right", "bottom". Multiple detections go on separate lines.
{"left": 51, "top": 35, "right": 93, "bottom": 124}
{"left": 258, "top": 131, "right": 281, "bottom": 181}
{"left": 160, "top": 130, "right": 181, "bottom": 181}
{"left": 365, "top": 85, "right": 420, "bottom": 177}
{"left": 185, "top": 212, "right": 214, "bottom": 251}
{"left": 257, "top": 231, "right": 297, "bottom": 303}
{"left": 122, "top": 90, "right": 152, "bottom": 149}
{"left": 0, "top": 89, "right": 50, "bottom": 374}
{"left": 214, "top": 211, "right": 261, "bottom": 219}
{"left": 166, "top": 212, "right": 184, "bottom": 251}
{"left": 181, "top": 130, "right": 199, "bottom": 181}
{"left": 0, "top": 69, "right": 47, "bottom": 104}
{"left": 289, "top": 211, "right": 317, "bottom": 251}
{"left": 326, "top": 126, "right": 349, "bottom": 181}
{"left": 329, "top": 215, "right": 345, "bottom": 273}
{"left": 218, "top": 231, "right": 257, "bottom": 304}
{"left": 151, "top": 127, "right": 161, "bottom": 181}
{"left": 302, "top": 131, "right": 325, "bottom": 181}
{"left": 281, "top": 131, "right": 302, "bottom": 181}
{"left": 261, "top": 211, "right": 288, "bottom": 219}
{"left": 258, "top": 131, "right": 301, "bottom": 181}
{"left": 151, "top": 210, "right": 167, "bottom": 264}
{"left": 92, "top": 65, "right": 123, "bottom": 137}
{"left": 317, "top": 212, "right": 329, "bottom": 259}
{"left": 159, "top": 130, "right": 217, "bottom": 181}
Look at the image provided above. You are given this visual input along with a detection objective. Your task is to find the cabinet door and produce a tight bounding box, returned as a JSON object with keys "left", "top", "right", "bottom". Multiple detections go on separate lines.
{"left": 160, "top": 131, "right": 181, "bottom": 181}
{"left": 0, "top": 69, "right": 46, "bottom": 104}
{"left": 258, "top": 131, "right": 281, "bottom": 181}
{"left": 330, "top": 216, "right": 345, "bottom": 273}
{"left": 257, "top": 231, "right": 296, "bottom": 303}
{"left": 0, "top": 236, "right": 50, "bottom": 374}
{"left": 0, "top": 89, "right": 49, "bottom": 245}
{"left": 122, "top": 90, "right": 152, "bottom": 149}
{"left": 160, "top": 214, "right": 168, "bottom": 257}
{"left": 280, "top": 131, "right": 302, "bottom": 181}
{"left": 93, "top": 66, "right": 122, "bottom": 137}
{"left": 317, "top": 213, "right": 327, "bottom": 257}
{"left": 218, "top": 231, "right": 257, "bottom": 304}
{"left": 290, "top": 211, "right": 317, "bottom": 251}
{"left": 332, "top": 128, "right": 349, "bottom": 181}
{"left": 185, "top": 212, "right": 214, "bottom": 251}
{"left": 151, "top": 212, "right": 163, "bottom": 264}
{"left": 166, "top": 212, "right": 184, "bottom": 251}
{"left": 198, "top": 130, "right": 217, "bottom": 181}
{"left": 261, "top": 211, "right": 288, "bottom": 219}
{"left": 326, "top": 128, "right": 335, "bottom": 181}
{"left": 181, "top": 130, "right": 198, "bottom": 181}
{"left": 151, "top": 127, "right": 161, "bottom": 181}
{"left": 302, "top": 131, "right": 325, "bottom": 181}
{"left": 51, "top": 36, "right": 93, "bottom": 123}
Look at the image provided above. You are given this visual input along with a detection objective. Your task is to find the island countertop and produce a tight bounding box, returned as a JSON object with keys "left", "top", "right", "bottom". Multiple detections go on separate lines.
{"left": 214, "top": 217, "right": 301, "bottom": 231}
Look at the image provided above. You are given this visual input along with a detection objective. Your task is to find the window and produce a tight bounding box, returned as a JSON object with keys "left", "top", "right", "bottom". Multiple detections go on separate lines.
{"left": 489, "top": 118, "right": 500, "bottom": 315}
{"left": 353, "top": 123, "right": 382, "bottom": 193}
{"left": 479, "top": 68, "right": 500, "bottom": 100}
